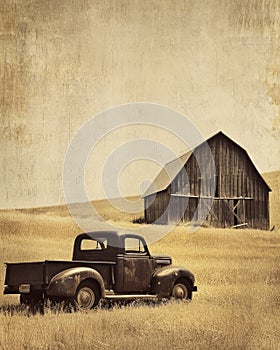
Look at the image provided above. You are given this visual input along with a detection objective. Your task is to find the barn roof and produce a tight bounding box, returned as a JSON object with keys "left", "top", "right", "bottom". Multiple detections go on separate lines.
{"left": 142, "top": 151, "right": 193, "bottom": 197}
{"left": 142, "top": 131, "right": 271, "bottom": 197}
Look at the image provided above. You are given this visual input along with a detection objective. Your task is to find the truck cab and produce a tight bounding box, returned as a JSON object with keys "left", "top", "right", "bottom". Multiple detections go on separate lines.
{"left": 73, "top": 231, "right": 172, "bottom": 294}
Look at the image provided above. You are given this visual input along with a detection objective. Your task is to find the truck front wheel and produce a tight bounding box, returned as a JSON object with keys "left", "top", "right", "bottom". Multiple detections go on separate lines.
{"left": 171, "top": 279, "right": 192, "bottom": 300}
{"left": 72, "top": 280, "right": 100, "bottom": 310}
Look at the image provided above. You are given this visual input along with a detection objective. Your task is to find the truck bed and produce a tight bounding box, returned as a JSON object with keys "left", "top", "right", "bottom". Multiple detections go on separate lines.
{"left": 4, "top": 260, "right": 116, "bottom": 294}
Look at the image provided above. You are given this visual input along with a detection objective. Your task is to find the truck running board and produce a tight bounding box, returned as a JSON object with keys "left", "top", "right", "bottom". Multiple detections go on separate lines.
{"left": 105, "top": 294, "right": 158, "bottom": 300}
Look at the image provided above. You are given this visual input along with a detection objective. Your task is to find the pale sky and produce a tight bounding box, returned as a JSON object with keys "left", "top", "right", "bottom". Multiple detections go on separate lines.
{"left": 1, "top": 0, "right": 280, "bottom": 209}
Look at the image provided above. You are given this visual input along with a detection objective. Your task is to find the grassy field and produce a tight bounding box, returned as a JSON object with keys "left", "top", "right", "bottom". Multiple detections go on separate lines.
{"left": 0, "top": 172, "right": 279, "bottom": 349}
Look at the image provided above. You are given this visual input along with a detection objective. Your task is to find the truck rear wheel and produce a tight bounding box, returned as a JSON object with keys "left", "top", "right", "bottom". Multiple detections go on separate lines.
{"left": 72, "top": 280, "right": 100, "bottom": 310}
{"left": 20, "top": 292, "right": 43, "bottom": 305}
{"left": 20, "top": 293, "right": 44, "bottom": 314}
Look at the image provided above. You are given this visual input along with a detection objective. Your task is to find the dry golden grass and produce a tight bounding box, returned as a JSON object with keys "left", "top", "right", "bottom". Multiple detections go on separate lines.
{"left": 0, "top": 211, "right": 279, "bottom": 349}
{"left": 15, "top": 196, "right": 144, "bottom": 225}
{"left": 263, "top": 171, "right": 280, "bottom": 230}
{"left": 0, "top": 171, "right": 279, "bottom": 349}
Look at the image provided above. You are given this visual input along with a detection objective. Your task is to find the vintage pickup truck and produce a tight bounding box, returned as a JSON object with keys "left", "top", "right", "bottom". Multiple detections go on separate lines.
{"left": 4, "top": 231, "right": 197, "bottom": 310}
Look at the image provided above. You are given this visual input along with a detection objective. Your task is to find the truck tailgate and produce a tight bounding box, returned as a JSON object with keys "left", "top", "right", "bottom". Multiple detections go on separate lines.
{"left": 5, "top": 262, "right": 45, "bottom": 290}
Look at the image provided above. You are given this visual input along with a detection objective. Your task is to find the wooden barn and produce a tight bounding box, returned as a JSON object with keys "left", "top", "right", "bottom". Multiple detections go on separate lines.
{"left": 143, "top": 131, "right": 271, "bottom": 230}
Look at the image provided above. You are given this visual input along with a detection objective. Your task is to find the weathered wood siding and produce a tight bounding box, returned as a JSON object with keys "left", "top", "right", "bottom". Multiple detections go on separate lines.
{"left": 144, "top": 133, "right": 270, "bottom": 230}
{"left": 144, "top": 188, "right": 170, "bottom": 225}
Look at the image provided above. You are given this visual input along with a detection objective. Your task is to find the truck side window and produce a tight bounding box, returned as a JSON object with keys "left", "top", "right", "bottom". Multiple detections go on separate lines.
{"left": 125, "top": 237, "right": 146, "bottom": 254}
{"left": 81, "top": 238, "right": 107, "bottom": 251}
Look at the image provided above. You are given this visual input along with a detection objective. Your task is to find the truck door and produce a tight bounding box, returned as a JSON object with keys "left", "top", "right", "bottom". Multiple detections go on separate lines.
{"left": 123, "top": 236, "right": 153, "bottom": 293}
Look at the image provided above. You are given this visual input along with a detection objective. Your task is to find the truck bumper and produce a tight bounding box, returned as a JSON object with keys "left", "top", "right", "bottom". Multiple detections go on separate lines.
{"left": 3, "top": 285, "right": 17, "bottom": 294}
{"left": 4, "top": 284, "right": 44, "bottom": 294}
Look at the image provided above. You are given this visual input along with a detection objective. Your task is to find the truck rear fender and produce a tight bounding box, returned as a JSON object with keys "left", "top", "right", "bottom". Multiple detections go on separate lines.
{"left": 46, "top": 267, "right": 105, "bottom": 298}
{"left": 151, "top": 266, "right": 195, "bottom": 297}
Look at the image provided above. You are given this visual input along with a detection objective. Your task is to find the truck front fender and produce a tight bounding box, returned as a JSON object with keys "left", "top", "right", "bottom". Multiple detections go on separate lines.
{"left": 151, "top": 266, "right": 195, "bottom": 297}
{"left": 46, "top": 267, "right": 105, "bottom": 298}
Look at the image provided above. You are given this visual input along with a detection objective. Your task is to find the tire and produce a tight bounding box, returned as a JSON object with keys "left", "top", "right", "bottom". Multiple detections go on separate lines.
{"left": 20, "top": 293, "right": 32, "bottom": 305}
{"left": 20, "top": 293, "right": 44, "bottom": 314}
{"left": 20, "top": 292, "right": 43, "bottom": 305}
{"left": 171, "top": 279, "right": 193, "bottom": 300}
{"left": 72, "top": 280, "right": 100, "bottom": 311}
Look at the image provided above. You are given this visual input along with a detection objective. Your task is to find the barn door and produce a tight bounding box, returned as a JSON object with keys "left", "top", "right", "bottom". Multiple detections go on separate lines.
{"left": 233, "top": 199, "right": 239, "bottom": 226}
{"left": 224, "top": 199, "right": 246, "bottom": 227}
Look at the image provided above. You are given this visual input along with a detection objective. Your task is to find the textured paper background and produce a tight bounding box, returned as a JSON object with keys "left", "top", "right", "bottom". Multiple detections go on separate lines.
{"left": 1, "top": 0, "right": 279, "bottom": 209}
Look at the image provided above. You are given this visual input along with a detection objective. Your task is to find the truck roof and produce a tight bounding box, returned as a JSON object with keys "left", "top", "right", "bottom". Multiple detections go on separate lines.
{"left": 73, "top": 231, "right": 148, "bottom": 254}
{"left": 77, "top": 231, "right": 143, "bottom": 240}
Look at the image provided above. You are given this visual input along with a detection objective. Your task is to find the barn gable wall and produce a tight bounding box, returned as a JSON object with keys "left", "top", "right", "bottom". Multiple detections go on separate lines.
{"left": 144, "top": 132, "right": 270, "bottom": 230}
